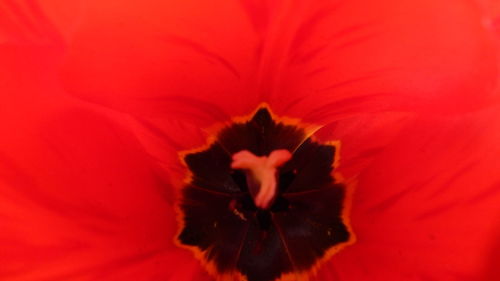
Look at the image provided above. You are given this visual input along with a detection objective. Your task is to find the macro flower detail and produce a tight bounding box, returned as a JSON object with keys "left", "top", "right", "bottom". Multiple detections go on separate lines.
{"left": 177, "top": 107, "right": 353, "bottom": 281}
{"left": 2, "top": 0, "right": 500, "bottom": 281}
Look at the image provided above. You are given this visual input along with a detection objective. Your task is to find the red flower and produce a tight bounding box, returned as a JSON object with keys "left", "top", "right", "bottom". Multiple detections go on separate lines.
{"left": 1, "top": 0, "right": 500, "bottom": 280}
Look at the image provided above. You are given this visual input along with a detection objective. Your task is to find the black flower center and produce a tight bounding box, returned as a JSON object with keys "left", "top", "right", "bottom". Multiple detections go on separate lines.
{"left": 230, "top": 169, "right": 292, "bottom": 231}
{"left": 177, "top": 107, "right": 353, "bottom": 281}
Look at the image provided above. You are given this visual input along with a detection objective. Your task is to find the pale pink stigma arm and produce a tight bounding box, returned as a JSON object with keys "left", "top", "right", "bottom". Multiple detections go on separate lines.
{"left": 231, "top": 149, "right": 292, "bottom": 209}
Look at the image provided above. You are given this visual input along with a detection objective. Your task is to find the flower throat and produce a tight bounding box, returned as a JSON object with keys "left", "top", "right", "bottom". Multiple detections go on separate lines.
{"left": 176, "top": 107, "right": 354, "bottom": 281}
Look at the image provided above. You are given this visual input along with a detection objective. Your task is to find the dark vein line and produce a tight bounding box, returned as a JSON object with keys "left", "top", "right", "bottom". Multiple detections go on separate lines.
{"left": 213, "top": 139, "right": 233, "bottom": 157}
{"left": 284, "top": 185, "right": 339, "bottom": 197}
{"left": 271, "top": 214, "right": 300, "bottom": 280}
{"left": 233, "top": 222, "right": 251, "bottom": 274}
{"left": 189, "top": 184, "right": 244, "bottom": 197}
{"left": 165, "top": 35, "right": 241, "bottom": 79}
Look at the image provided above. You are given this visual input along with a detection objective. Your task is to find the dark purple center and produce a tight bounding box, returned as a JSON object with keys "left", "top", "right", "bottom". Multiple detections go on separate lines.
{"left": 177, "top": 108, "right": 351, "bottom": 281}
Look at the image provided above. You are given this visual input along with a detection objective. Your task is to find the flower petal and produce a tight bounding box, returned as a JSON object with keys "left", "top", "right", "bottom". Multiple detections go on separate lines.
{"left": 0, "top": 104, "right": 182, "bottom": 280}
{"left": 330, "top": 104, "right": 500, "bottom": 280}
{"left": 314, "top": 111, "right": 415, "bottom": 179}
{"left": 59, "top": 0, "right": 261, "bottom": 125}
{"left": 0, "top": 42, "right": 179, "bottom": 280}
{"left": 272, "top": 0, "right": 499, "bottom": 121}
{"left": 55, "top": 0, "right": 499, "bottom": 126}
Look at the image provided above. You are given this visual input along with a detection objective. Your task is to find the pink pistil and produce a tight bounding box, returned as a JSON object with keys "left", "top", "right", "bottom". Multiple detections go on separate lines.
{"left": 231, "top": 149, "right": 292, "bottom": 209}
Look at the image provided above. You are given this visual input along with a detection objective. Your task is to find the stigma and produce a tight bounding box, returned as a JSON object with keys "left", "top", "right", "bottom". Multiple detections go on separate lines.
{"left": 231, "top": 149, "right": 292, "bottom": 209}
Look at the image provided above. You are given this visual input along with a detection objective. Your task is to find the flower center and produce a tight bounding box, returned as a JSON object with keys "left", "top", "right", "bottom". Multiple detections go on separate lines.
{"left": 230, "top": 149, "right": 292, "bottom": 209}
{"left": 177, "top": 106, "right": 353, "bottom": 281}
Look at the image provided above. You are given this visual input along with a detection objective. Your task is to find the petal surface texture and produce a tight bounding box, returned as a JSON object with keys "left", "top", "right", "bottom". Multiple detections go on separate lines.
{"left": 1, "top": 0, "right": 500, "bottom": 281}
{"left": 315, "top": 107, "right": 500, "bottom": 281}
{"left": 59, "top": 0, "right": 498, "bottom": 122}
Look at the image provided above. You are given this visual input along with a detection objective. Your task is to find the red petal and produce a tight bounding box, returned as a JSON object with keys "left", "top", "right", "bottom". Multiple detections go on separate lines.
{"left": 54, "top": 0, "right": 499, "bottom": 126}
{"left": 0, "top": 102, "right": 184, "bottom": 279}
{"left": 0, "top": 36, "right": 183, "bottom": 278}
{"left": 476, "top": 0, "right": 500, "bottom": 23}
{"left": 273, "top": 0, "right": 499, "bottom": 122}
{"left": 314, "top": 111, "right": 415, "bottom": 179}
{"left": 3, "top": 2, "right": 500, "bottom": 280}
{"left": 59, "top": 0, "right": 261, "bottom": 125}
{"left": 328, "top": 105, "right": 500, "bottom": 280}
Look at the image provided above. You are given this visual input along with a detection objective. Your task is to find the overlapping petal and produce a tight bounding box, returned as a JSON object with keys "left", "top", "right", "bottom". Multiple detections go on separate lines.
{"left": 57, "top": 0, "right": 499, "bottom": 124}
{"left": 1, "top": 0, "right": 500, "bottom": 281}
{"left": 315, "top": 105, "right": 500, "bottom": 280}
{"left": 0, "top": 98, "right": 183, "bottom": 280}
{"left": 0, "top": 17, "right": 182, "bottom": 278}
